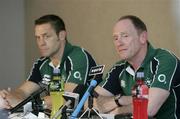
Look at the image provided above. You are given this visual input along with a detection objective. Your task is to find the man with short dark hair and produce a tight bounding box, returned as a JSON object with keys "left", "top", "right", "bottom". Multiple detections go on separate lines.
{"left": 0, "top": 14, "right": 97, "bottom": 110}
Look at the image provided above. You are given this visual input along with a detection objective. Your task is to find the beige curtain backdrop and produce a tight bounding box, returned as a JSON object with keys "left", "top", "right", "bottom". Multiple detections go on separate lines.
{"left": 25, "top": 0, "right": 180, "bottom": 76}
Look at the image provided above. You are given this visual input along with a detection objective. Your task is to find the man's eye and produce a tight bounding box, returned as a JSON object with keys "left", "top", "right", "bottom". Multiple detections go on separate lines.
{"left": 36, "top": 36, "right": 39, "bottom": 40}
{"left": 122, "top": 34, "right": 128, "bottom": 38}
{"left": 113, "top": 37, "right": 118, "bottom": 41}
{"left": 44, "top": 35, "right": 50, "bottom": 39}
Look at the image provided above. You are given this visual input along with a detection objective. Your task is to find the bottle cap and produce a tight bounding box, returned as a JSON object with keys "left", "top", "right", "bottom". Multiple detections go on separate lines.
{"left": 53, "top": 68, "right": 60, "bottom": 74}
{"left": 136, "top": 72, "right": 144, "bottom": 78}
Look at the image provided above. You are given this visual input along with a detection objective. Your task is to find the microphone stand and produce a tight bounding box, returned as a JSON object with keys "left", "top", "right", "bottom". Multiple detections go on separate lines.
{"left": 61, "top": 106, "right": 68, "bottom": 119}
{"left": 71, "top": 65, "right": 105, "bottom": 119}
{"left": 31, "top": 93, "right": 44, "bottom": 116}
{"left": 10, "top": 87, "right": 46, "bottom": 114}
{"left": 79, "top": 90, "right": 103, "bottom": 119}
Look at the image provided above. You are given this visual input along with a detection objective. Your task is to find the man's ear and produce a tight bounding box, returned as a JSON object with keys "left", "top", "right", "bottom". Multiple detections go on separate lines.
{"left": 58, "top": 30, "right": 66, "bottom": 41}
{"left": 140, "top": 31, "right": 148, "bottom": 44}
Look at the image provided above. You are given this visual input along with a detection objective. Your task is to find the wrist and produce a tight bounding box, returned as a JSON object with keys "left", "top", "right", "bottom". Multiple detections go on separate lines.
{"left": 114, "top": 94, "right": 122, "bottom": 107}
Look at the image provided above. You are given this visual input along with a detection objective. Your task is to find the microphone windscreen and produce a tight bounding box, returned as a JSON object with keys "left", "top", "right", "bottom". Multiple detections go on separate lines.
{"left": 73, "top": 85, "right": 87, "bottom": 100}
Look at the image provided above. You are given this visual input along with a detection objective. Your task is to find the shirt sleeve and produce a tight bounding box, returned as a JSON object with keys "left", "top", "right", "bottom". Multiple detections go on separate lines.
{"left": 27, "top": 58, "right": 44, "bottom": 84}
{"left": 65, "top": 49, "right": 95, "bottom": 85}
{"left": 151, "top": 51, "right": 178, "bottom": 91}
{"left": 100, "top": 64, "right": 124, "bottom": 95}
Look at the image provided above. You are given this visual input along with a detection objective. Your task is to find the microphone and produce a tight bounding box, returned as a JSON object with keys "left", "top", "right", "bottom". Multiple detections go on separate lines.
{"left": 70, "top": 65, "right": 105, "bottom": 119}
{"left": 51, "top": 85, "right": 87, "bottom": 119}
{"left": 9, "top": 87, "right": 46, "bottom": 114}
{"left": 70, "top": 80, "right": 97, "bottom": 118}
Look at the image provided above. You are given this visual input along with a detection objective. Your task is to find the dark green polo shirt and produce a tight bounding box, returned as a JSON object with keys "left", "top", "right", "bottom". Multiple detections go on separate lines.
{"left": 27, "top": 41, "right": 96, "bottom": 86}
{"left": 100, "top": 43, "right": 180, "bottom": 119}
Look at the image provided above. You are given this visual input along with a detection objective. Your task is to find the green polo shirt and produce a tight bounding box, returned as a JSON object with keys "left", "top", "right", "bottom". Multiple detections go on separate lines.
{"left": 101, "top": 43, "right": 179, "bottom": 119}
{"left": 27, "top": 41, "right": 96, "bottom": 86}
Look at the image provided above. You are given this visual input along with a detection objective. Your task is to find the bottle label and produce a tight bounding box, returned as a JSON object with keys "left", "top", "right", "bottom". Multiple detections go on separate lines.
{"left": 134, "top": 84, "right": 148, "bottom": 99}
{"left": 49, "top": 80, "right": 62, "bottom": 92}
{"left": 132, "top": 84, "right": 149, "bottom": 99}
{"left": 140, "top": 85, "right": 148, "bottom": 99}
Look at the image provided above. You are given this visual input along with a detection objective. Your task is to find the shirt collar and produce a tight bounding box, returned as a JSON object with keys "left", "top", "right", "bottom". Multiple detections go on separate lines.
{"left": 61, "top": 41, "right": 74, "bottom": 63}
{"left": 126, "top": 66, "right": 135, "bottom": 76}
{"left": 141, "top": 42, "right": 156, "bottom": 68}
{"left": 124, "top": 42, "right": 156, "bottom": 75}
{"left": 48, "top": 40, "right": 74, "bottom": 68}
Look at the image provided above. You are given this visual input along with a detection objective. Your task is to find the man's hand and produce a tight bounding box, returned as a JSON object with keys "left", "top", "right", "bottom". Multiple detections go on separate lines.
{"left": 43, "top": 96, "right": 52, "bottom": 110}
{"left": 0, "top": 89, "right": 12, "bottom": 109}
{"left": 96, "top": 95, "right": 117, "bottom": 113}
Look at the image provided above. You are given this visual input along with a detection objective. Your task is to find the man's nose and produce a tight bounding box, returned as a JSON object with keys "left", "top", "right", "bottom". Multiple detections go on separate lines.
{"left": 117, "top": 36, "right": 124, "bottom": 43}
{"left": 39, "top": 38, "right": 46, "bottom": 46}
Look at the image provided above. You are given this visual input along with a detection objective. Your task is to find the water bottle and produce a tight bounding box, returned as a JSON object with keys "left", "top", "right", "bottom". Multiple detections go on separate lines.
{"left": 49, "top": 68, "right": 64, "bottom": 119}
{"left": 132, "top": 72, "right": 148, "bottom": 119}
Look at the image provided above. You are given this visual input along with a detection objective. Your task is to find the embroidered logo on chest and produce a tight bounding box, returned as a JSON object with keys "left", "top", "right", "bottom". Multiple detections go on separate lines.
{"left": 158, "top": 74, "right": 166, "bottom": 84}
{"left": 73, "top": 71, "right": 82, "bottom": 80}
